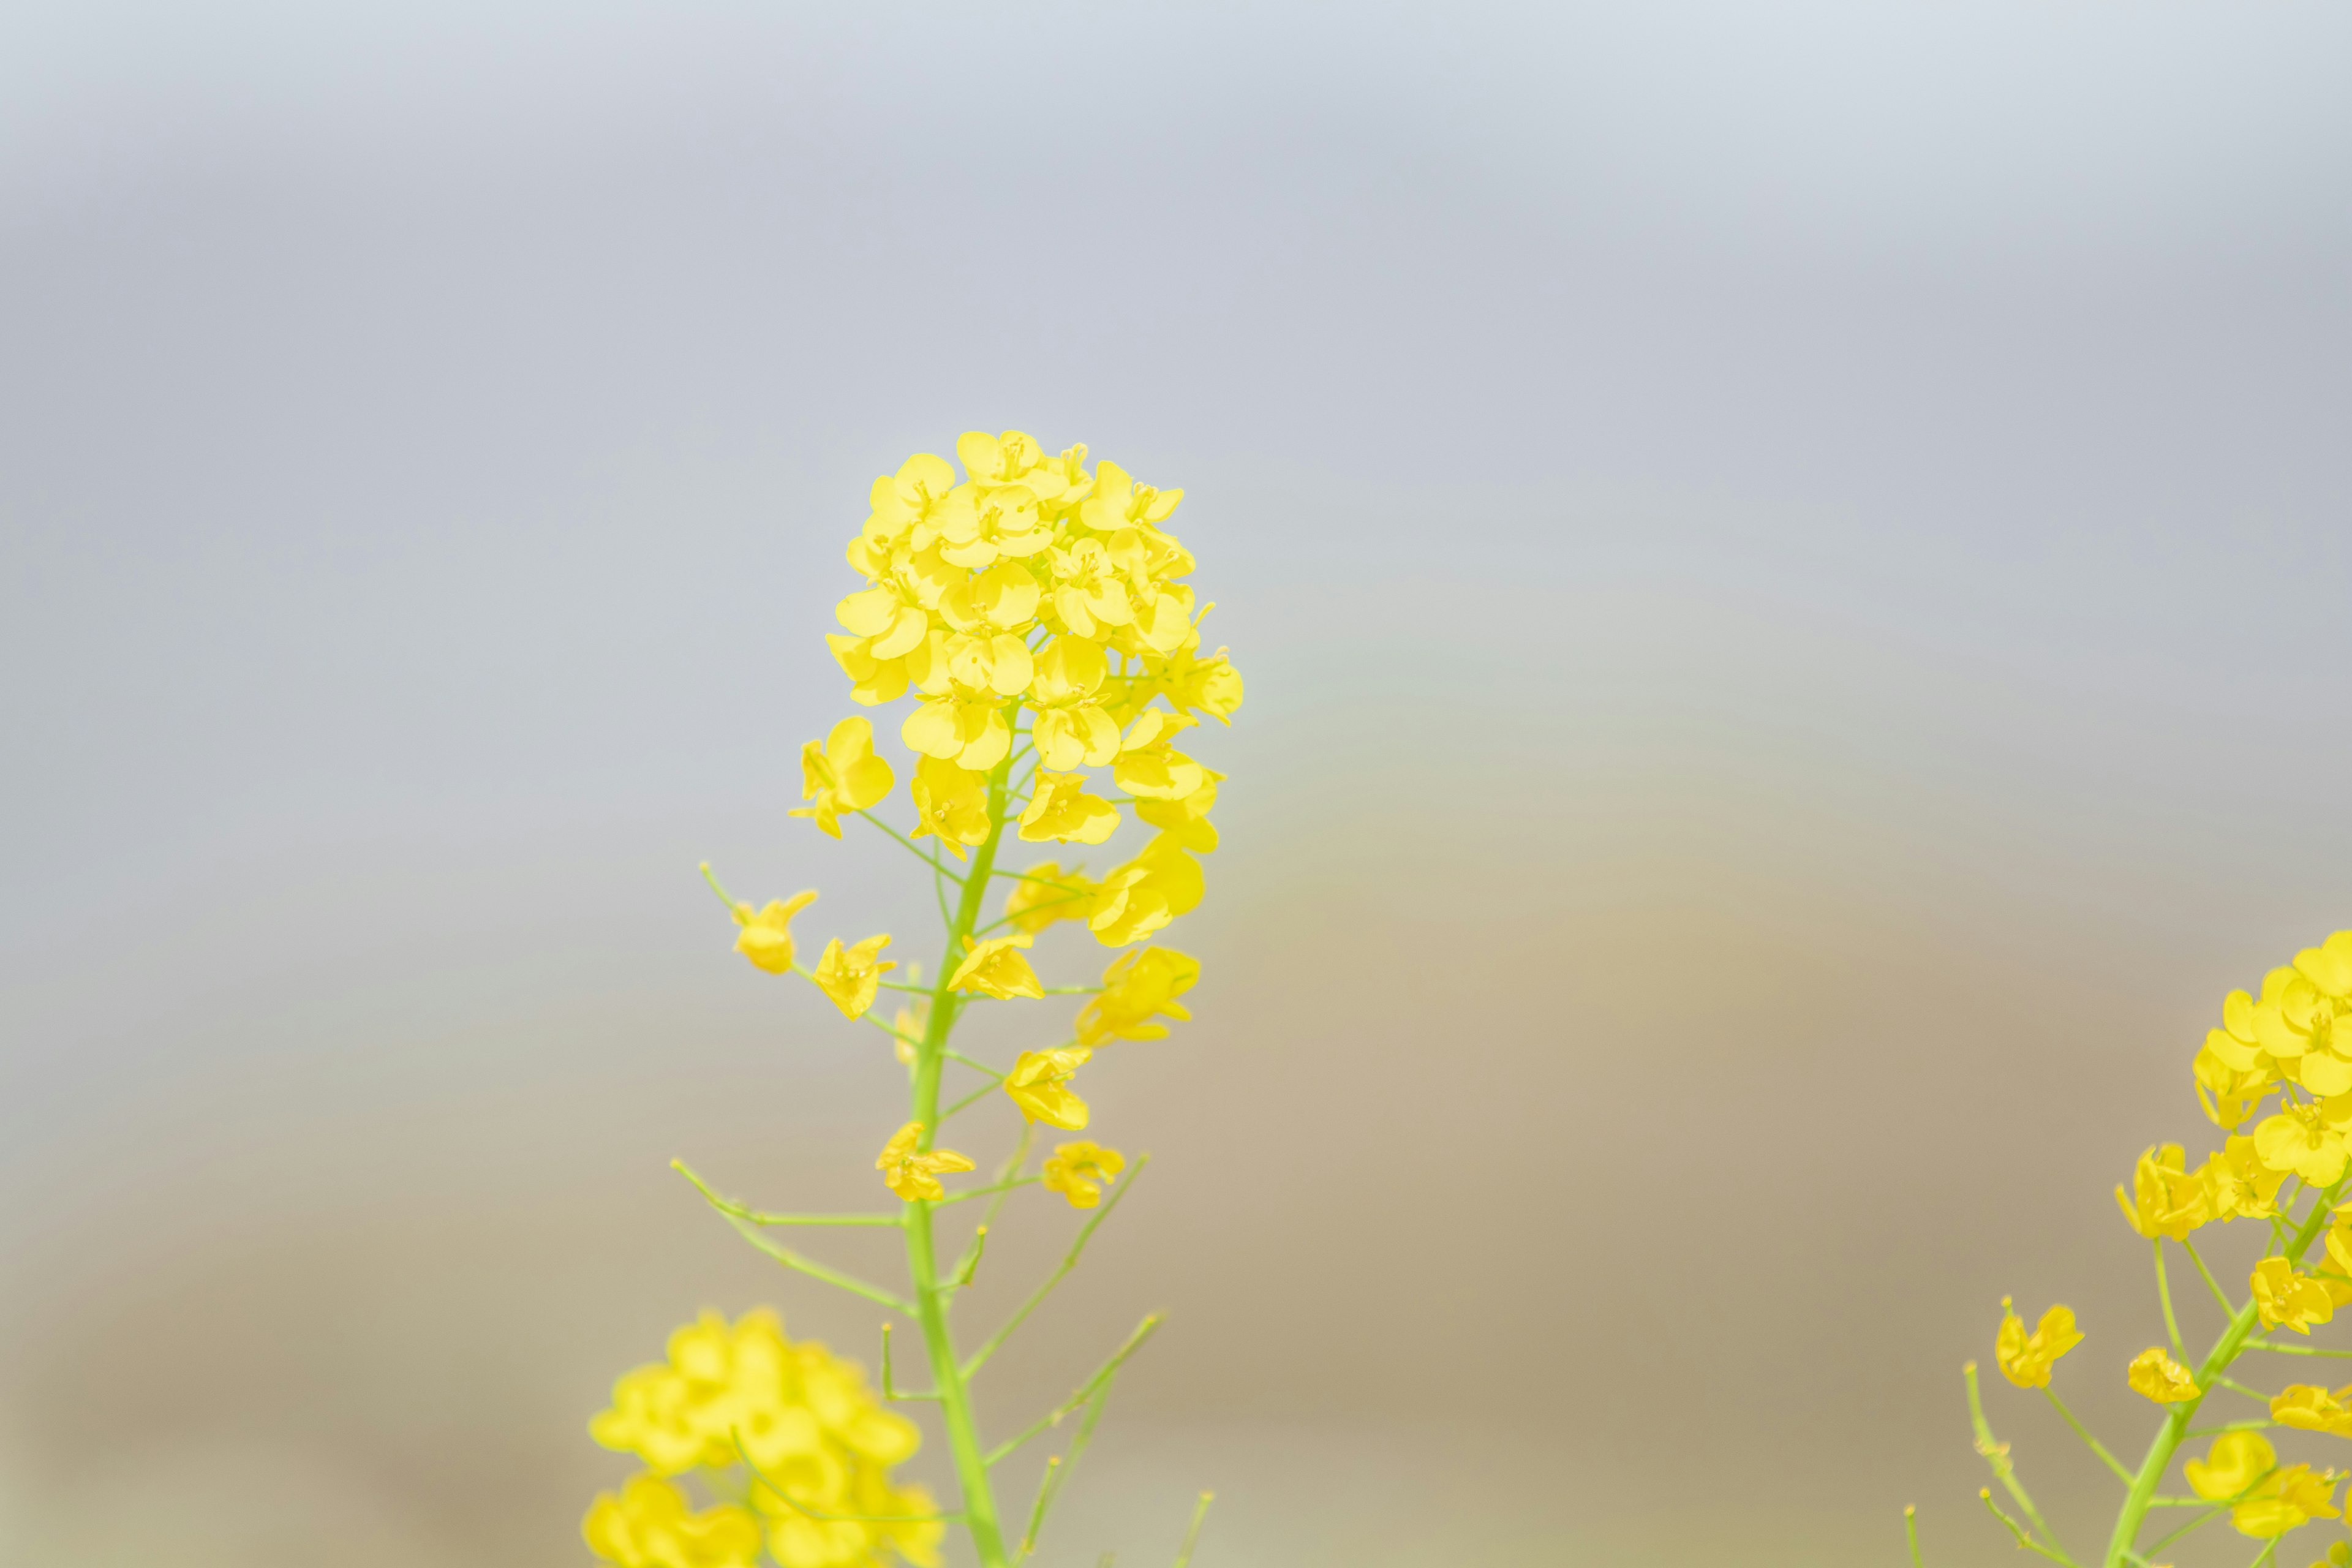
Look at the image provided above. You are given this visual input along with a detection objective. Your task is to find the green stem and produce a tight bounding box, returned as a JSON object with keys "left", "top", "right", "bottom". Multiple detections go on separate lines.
{"left": 2153, "top": 1240, "right": 2184, "bottom": 1361}
{"left": 2105, "top": 1188, "right": 2339, "bottom": 1567}
{"left": 903, "top": 742, "right": 1019, "bottom": 1568}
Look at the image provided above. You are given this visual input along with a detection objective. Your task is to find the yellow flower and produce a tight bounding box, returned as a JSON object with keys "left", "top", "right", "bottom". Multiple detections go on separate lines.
{"left": 584, "top": 1474, "right": 764, "bottom": 1568}
{"left": 811, "top": 935, "right": 896, "bottom": 1020}
{"left": 1041, "top": 1140, "right": 1125, "bottom": 1208}
{"left": 1112, "top": 709, "right": 1206, "bottom": 801}
{"left": 789, "top": 717, "right": 895, "bottom": 838}
{"left": 733, "top": 891, "right": 818, "bottom": 975}
{"left": 902, "top": 690, "right": 1013, "bottom": 772}
{"left": 1001, "top": 862, "right": 1101, "bottom": 936}
{"left": 2116, "top": 1144, "right": 2212, "bottom": 1240}
{"left": 1018, "top": 771, "right": 1120, "bottom": 845}
{"left": 1114, "top": 635, "right": 1244, "bottom": 727}
{"left": 2196, "top": 1042, "right": 2277, "bottom": 1131}
{"left": 1087, "top": 832, "right": 1205, "bottom": 948}
{"left": 2205, "top": 1134, "right": 2290, "bottom": 1222}
{"left": 2274, "top": 1384, "right": 2352, "bottom": 1438}
{"left": 1005, "top": 1047, "right": 1092, "bottom": 1129}
{"left": 1027, "top": 636, "right": 1121, "bottom": 770}
{"left": 1131, "top": 766, "right": 1221, "bottom": 854}
{"left": 1994, "top": 1297, "right": 2082, "bottom": 1389}
{"left": 948, "top": 934, "right": 1045, "bottom": 999}
{"left": 875, "top": 1121, "right": 975, "bottom": 1203}
{"left": 2127, "top": 1345, "right": 2201, "bottom": 1403}
{"left": 2233, "top": 1463, "right": 2341, "bottom": 1539}
{"left": 1074, "top": 946, "right": 1200, "bottom": 1046}
{"left": 2256, "top": 1099, "right": 2352, "bottom": 1186}
{"left": 2255, "top": 1257, "right": 2339, "bottom": 1335}
{"left": 908, "top": 755, "right": 990, "bottom": 861}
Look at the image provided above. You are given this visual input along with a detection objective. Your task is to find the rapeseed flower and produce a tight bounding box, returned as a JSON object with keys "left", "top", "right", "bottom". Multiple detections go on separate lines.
{"left": 876, "top": 1122, "right": 974, "bottom": 1203}
{"left": 1994, "top": 1298, "right": 2081, "bottom": 1389}
{"left": 1087, "top": 834, "right": 1205, "bottom": 948}
{"left": 1000, "top": 862, "right": 1099, "bottom": 936}
{"left": 1074, "top": 946, "right": 1199, "bottom": 1046}
{"left": 2231, "top": 1463, "right": 2340, "bottom": 1539}
{"left": 1005, "top": 1047, "right": 1092, "bottom": 1129}
{"left": 2255, "top": 1258, "right": 2339, "bottom": 1335}
{"left": 1041, "top": 1140, "right": 1125, "bottom": 1208}
{"left": 1017, "top": 772, "right": 1119, "bottom": 845}
{"left": 2203, "top": 1134, "right": 2288, "bottom": 1221}
{"left": 583, "top": 1475, "right": 764, "bottom": 1568}
{"left": 907, "top": 756, "right": 989, "bottom": 859}
{"left": 2125, "top": 1346, "right": 2200, "bottom": 1403}
{"left": 812, "top": 935, "right": 896, "bottom": 1020}
{"left": 948, "top": 935, "right": 1044, "bottom": 1000}
{"left": 2116, "top": 1144, "right": 2211, "bottom": 1240}
{"left": 790, "top": 717, "right": 895, "bottom": 838}
{"left": 2273, "top": 1384, "right": 2352, "bottom": 1438}
{"left": 2187, "top": 1430, "right": 2277, "bottom": 1503}
{"left": 733, "top": 892, "right": 818, "bottom": 976}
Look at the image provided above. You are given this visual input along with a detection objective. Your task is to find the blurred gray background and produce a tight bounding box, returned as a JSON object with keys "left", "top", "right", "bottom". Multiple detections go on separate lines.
{"left": 4, "top": 4, "right": 2349, "bottom": 1564}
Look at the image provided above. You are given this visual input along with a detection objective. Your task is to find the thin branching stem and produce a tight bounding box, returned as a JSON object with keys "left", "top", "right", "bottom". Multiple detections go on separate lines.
{"left": 963, "top": 1157, "right": 1149, "bottom": 1379}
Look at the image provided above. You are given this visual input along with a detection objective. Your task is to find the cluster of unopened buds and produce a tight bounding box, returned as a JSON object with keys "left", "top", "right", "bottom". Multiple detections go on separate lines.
{"left": 1918, "top": 932, "right": 2352, "bottom": 1568}
{"left": 582, "top": 432, "right": 1237, "bottom": 1568}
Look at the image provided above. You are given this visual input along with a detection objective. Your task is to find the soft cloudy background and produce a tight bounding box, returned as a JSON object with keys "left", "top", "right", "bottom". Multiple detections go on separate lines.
{"left": 3, "top": 4, "right": 2349, "bottom": 1565}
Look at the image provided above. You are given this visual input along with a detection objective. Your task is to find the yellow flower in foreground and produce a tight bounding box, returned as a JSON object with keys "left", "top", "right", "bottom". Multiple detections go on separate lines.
{"left": 948, "top": 935, "right": 1044, "bottom": 999}
{"left": 2205, "top": 1134, "right": 2289, "bottom": 1222}
{"left": 2231, "top": 1463, "right": 2340, "bottom": 1539}
{"left": 875, "top": 1121, "right": 974, "bottom": 1203}
{"left": 1005, "top": 1047, "right": 1092, "bottom": 1129}
{"left": 733, "top": 891, "right": 818, "bottom": 975}
{"left": 2126, "top": 1345, "right": 2201, "bottom": 1403}
{"left": 2255, "top": 1100, "right": 2352, "bottom": 1186}
{"left": 1041, "top": 1140, "right": 1125, "bottom": 1208}
{"left": 1017, "top": 771, "right": 1119, "bottom": 845}
{"left": 1001, "top": 862, "right": 1099, "bottom": 936}
{"left": 2187, "top": 1430, "right": 2276, "bottom": 1502}
{"left": 584, "top": 1474, "right": 764, "bottom": 1568}
{"left": 2255, "top": 1257, "right": 2339, "bottom": 1335}
{"left": 908, "top": 755, "right": 990, "bottom": 861}
{"left": 1074, "top": 946, "right": 1200, "bottom": 1046}
{"left": 811, "top": 935, "right": 896, "bottom": 1020}
{"left": 2116, "top": 1143, "right": 2211, "bottom": 1240}
{"left": 2273, "top": 1383, "right": 2352, "bottom": 1438}
{"left": 1994, "top": 1298, "right": 2082, "bottom": 1389}
{"left": 788, "top": 717, "right": 895, "bottom": 838}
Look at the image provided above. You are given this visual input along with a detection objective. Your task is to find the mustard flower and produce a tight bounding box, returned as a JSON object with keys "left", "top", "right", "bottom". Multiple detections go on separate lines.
{"left": 790, "top": 717, "right": 895, "bottom": 838}
{"left": 584, "top": 1475, "right": 764, "bottom": 1568}
{"left": 1005, "top": 1047, "right": 1092, "bottom": 1130}
{"left": 2231, "top": 1464, "right": 2341, "bottom": 1540}
{"left": 908, "top": 755, "right": 990, "bottom": 860}
{"left": 2115, "top": 1143, "right": 2211, "bottom": 1240}
{"left": 2274, "top": 1384, "right": 2352, "bottom": 1438}
{"left": 1087, "top": 833, "right": 1205, "bottom": 948}
{"left": 2254, "top": 1257, "right": 2339, "bottom": 1335}
{"left": 2255, "top": 1099, "right": 2352, "bottom": 1186}
{"left": 733, "top": 891, "right": 818, "bottom": 976}
{"left": 2195, "top": 1041, "right": 2275, "bottom": 1131}
{"left": 902, "top": 691, "right": 1013, "bottom": 772}
{"left": 1018, "top": 772, "right": 1120, "bottom": 845}
{"left": 1027, "top": 636, "right": 1121, "bottom": 770}
{"left": 2204, "top": 1133, "right": 2289, "bottom": 1222}
{"left": 1131, "top": 766, "right": 1221, "bottom": 855}
{"left": 2125, "top": 1345, "right": 2200, "bottom": 1403}
{"left": 948, "top": 935, "right": 1044, "bottom": 1000}
{"left": 1074, "top": 946, "right": 1200, "bottom": 1046}
{"left": 812, "top": 935, "right": 896, "bottom": 1020}
{"left": 1994, "top": 1297, "right": 2082, "bottom": 1389}
{"left": 1112, "top": 710, "right": 1207, "bottom": 802}
{"left": 1041, "top": 1140, "right": 1125, "bottom": 1208}
{"left": 876, "top": 1121, "right": 974, "bottom": 1203}
{"left": 1001, "top": 862, "right": 1100, "bottom": 936}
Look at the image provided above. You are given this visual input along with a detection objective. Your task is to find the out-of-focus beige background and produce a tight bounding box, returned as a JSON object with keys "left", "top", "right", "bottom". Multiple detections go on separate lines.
{"left": 4, "top": 6, "right": 2350, "bottom": 1565}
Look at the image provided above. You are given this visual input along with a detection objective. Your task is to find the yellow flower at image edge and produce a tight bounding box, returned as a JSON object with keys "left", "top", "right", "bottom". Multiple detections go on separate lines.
{"left": 733, "top": 891, "right": 817, "bottom": 974}
{"left": 876, "top": 1121, "right": 974, "bottom": 1203}
{"left": 584, "top": 1474, "right": 763, "bottom": 1568}
{"left": 2126, "top": 1345, "right": 2200, "bottom": 1403}
{"left": 789, "top": 716, "right": 896, "bottom": 838}
{"left": 2273, "top": 1382, "right": 2352, "bottom": 1438}
{"left": 812, "top": 934, "right": 896, "bottom": 1019}
{"left": 1005, "top": 1047, "right": 1091, "bottom": 1130}
{"left": 2187, "top": 1430, "right": 2343, "bottom": 1540}
{"left": 1994, "top": 1297, "right": 2082, "bottom": 1389}
{"left": 1041, "top": 1140, "right": 1125, "bottom": 1208}
{"left": 948, "top": 935, "right": 1044, "bottom": 1000}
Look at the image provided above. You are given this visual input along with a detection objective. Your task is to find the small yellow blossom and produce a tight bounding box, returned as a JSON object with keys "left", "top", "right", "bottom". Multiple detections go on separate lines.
{"left": 811, "top": 935, "right": 896, "bottom": 1020}
{"left": 1041, "top": 1140, "right": 1125, "bottom": 1208}
{"left": 1017, "top": 771, "right": 1120, "bottom": 845}
{"left": 2233, "top": 1463, "right": 2341, "bottom": 1539}
{"left": 732, "top": 891, "right": 818, "bottom": 975}
{"left": 875, "top": 1121, "right": 975, "bottom": 1203}
{"left": 584, "top": 1474, "right": 764, "bottom": 1568}
{"left": 2255, "top": 1258, "right": 2340, "bottom": 1335}
{"left": 2273, "top": 1384, "right": 2352, "bottom": 1438}
{"left": 2127, "top": 1345, "right": 2201, "bottom": 1403}
{"left": 1087, "top": 832, "right": 1206, "bottom": 948}
{"left": 1994, "top": 1297, "right": 2082, "bottom": 1389}
{"left": 1074, "top": 946, "right": 1200, "bottom": 1046}
{"left": 2117, "top": 1144, "right": 2211, "bottom": 1240}
{"left": 908, "top": 755, "right": 990, "bottom": 861}
{"left": 1001, "top": 862, "right": 1100, "bottom": 936}
{"left": 788, "top": 717, "right": 896, "bottom": 839}
{"left": 1112, "top": 710, "right": 1206, "bottom": 802}
{"left": 1005, "top": 1047, "right": 1092, "bottom": 1129}
{"left": 2256, "top": 1099, "right": 2352, "bottom": 1186}
{"left": 947, "top": 935, "right": 1044, "bottom": 999}
{"left": 2204, "top": 1134, "right": 2290, "bottom": 1222}
{"left": 2188, "top": 1430, "right": 2277, "bottom": 1502}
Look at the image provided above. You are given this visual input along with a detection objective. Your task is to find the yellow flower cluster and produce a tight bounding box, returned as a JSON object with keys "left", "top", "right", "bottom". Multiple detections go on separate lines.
{"left": 589, "top": 1310, "right": 941, "bottom": 1568}
{"left": 821, "top": 433, "right": 1241, "bottom": 949}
